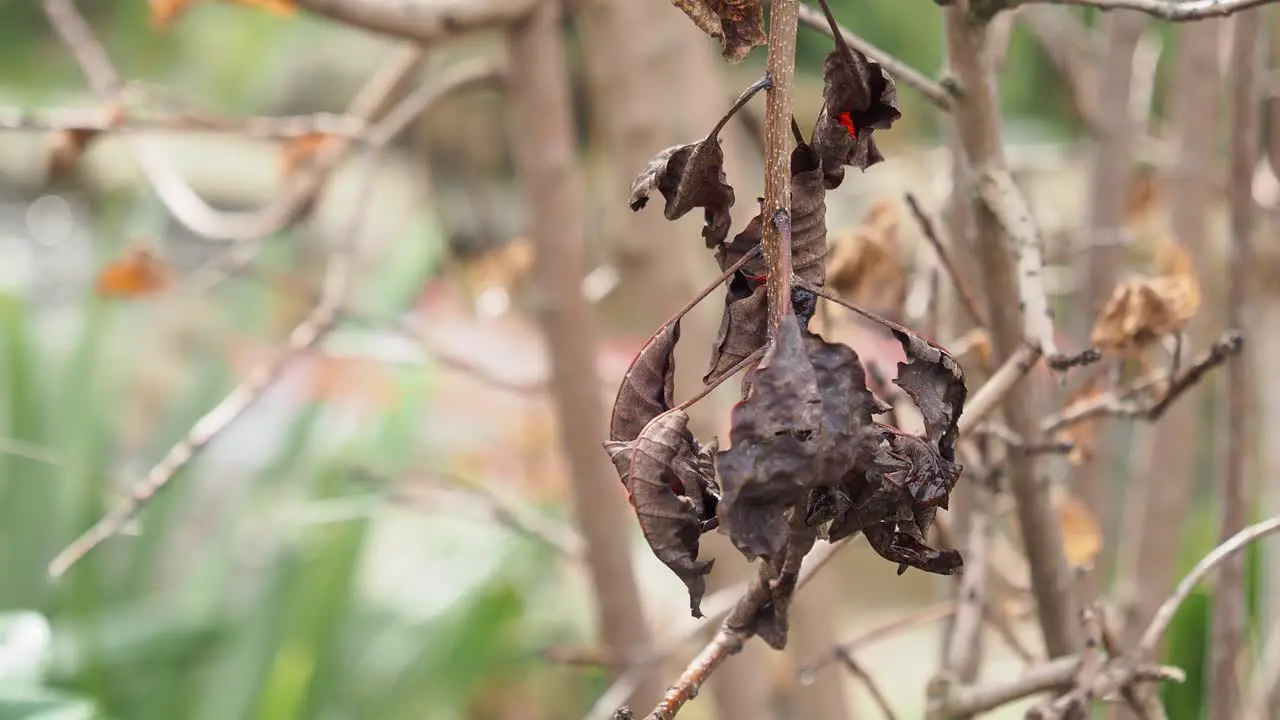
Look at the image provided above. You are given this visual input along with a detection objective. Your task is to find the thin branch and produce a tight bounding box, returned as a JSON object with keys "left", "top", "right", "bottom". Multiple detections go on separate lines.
{"left": 0, "top": 438, "right": 62, "bottom": 466}
{"left": 43, "top": 0, "right": 433, "bottom": 242}
{"left": 904, "top": 192, "right": 988, "bottom": 329}
{"left": 0, "top": 106, "right": 371, "bottom": 139}
{"left": 802, "top": 602, "right": 957, "bottom": 678}
{"left": 958, "top": 343, "right": 1041, "bottom": 433}
{"left": 1041, "top": 331, "right": 1245, "bottom": 433}
{"left": 1140, "top": 516, "right": 1280, "bottom": 654}
{"left": 833, "top": 648, "right": 901, "bottom": 720}
{"left": 45, "top": 58, "right": 499, "bottom": 579}
{"left": 940, "top": 468, "right": 994, "bottom": 693}
{"left": 1005, "top": 0, "right": 1280, "bottom": 22}
{"left": 796, "top": 3, "right": 954, "bottom": 110}
{"left": 295, "top": 0, "right": 536, "bottom": 43}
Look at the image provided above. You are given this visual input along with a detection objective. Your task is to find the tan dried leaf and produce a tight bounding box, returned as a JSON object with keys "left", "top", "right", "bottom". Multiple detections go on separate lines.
{"left": 669, "top": 0, "right": 765, "bottom": 64}
{"left": 1090, "top": 242, "right": 1200, "bottom": 352}
{"left": 1057, "top": 493, "right": 1102, "bottom": 570}
{"left": 825, "top": 199, "right": 906, "bottom": 315}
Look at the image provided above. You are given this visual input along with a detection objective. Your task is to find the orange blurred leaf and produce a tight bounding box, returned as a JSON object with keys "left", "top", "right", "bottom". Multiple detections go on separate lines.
{"left": 96, "top": 246, "right": 170, "bottom": 299}
{"left": 152, "top": 0, "right": 296, "bottom": 30}
{"left": 229, "top": 0, "right": 298, "bottom": 15}
{"left": 1057, "top": 493, "right": 1103, "bottom": 570}
{"left": 279, "top": 132, "right": 336, "bottom": 177}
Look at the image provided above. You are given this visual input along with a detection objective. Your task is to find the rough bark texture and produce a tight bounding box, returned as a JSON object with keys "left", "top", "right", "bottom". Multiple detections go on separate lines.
{"left": 506, "top": 1, "right": 662, "bottom": 708}
{"left": 1123, "top": 18, "right": 1224, "bottom": 658}
{"left": 1210, "top": 12, "right": 1260, "bottom": 720}
{"left": 943, "top": 0, "right": 1081, "bottom": 659}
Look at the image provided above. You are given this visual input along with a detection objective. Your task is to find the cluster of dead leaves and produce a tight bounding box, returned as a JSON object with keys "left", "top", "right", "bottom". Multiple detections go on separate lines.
{"left": 1090, "top": 241, "right": 1200, "bottom": 353}
{"left": 609, "top": 29, "right": 969, "bottom": 648}
{"left": 670, "top": 0, "right": 766, "bottom": 64}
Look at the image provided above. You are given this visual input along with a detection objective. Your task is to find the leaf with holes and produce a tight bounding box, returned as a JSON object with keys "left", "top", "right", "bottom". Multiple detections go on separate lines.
{"left": 605, "top": 410, "right": 718, "bottom": 617}
{"left": 669, "top": 0, "right": 765, "bottom": 63}
{"left": 810, "top": 48, "right": 901, "bottom": 189}
{"left": 629, "top": 138, "right": 736, "bottom": 248}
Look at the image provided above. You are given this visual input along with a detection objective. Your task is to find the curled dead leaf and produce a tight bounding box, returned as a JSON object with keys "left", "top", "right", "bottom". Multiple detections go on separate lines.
{"left": 629, "top": 139, "right": 736, "bottom": 248}
{"left": 810, "top": 48, "right": 901, "bottom": 189}
{"left": 609, "top": 321, "right": 680, "bottom": 444}
{"left": 606, "top": 411, "right": 718, "bottom": 618}
{"left": 1090, "top": 242, "right": 1200, "bottom": 352}
{"left": 669, "top": 0, "right": 765, "bottom": 63}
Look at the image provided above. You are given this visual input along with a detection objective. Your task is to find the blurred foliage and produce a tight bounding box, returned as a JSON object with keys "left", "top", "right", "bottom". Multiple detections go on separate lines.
{"left": 0, "top": 194, "right": 589, "bottom": 718}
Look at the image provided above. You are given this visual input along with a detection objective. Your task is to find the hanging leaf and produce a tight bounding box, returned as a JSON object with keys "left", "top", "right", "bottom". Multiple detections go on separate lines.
{"left": 716, "top": 313, "right": 822, "bottom": 561}
{"left": 609, "top": 321, "right": 681, "bottom": 444}
{"left": 810, "top": 48, "right": 901, "bottom": 189}
{"left": 790, "top": 140, "right": 829, "bottom": 287}
{"left": 629, "top": 138, "right": 737, "bottom": 248}
{"left": 704, "top": 277, "right": 767, "bottom": 384}
{"left": 669, "top": 0, "right": 766, "bottom": 63}
{"left": 890, "top": 328, "right": 966, "bottom": 468}
{"left": 605, "top": 410, "right": 718, "bottom": 617}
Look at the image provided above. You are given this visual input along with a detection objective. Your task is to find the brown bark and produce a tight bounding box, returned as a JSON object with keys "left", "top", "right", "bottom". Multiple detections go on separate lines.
{"left": 296, "top": 0, "right": 535, "bottom": 44}
{"left": 943, "top": 0, "right": 1082, "bottom": 659}
{"left": 1122, "top": 18, "right": 1224, "bottom": 658}
{"left": 1210, "top": 12, "right": 1261, "bottom": 720}
{"left": 505, "top": 1, "right": 662, "bottom": 708}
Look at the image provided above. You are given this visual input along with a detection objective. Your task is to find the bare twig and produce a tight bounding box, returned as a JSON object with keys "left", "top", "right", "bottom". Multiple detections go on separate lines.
{"left": 802, "top": 602, "right": 957, "bottom": 678}
{"left": 1041, "top": 331, "right": 1245, "bottom": 433}
{"left": 0, "top": 106, "right": 371, "bottom": 139}
{"left": 45, "top": 58, "right": 499, "bottom": 579}
{"left": 1004, "top": 0, "right": 1279, "bottom": 21}
{"left": 940, "top": 468, "right": 994, "bottom": 694}
{"left": 959, "top": 344, "right": 1041, "bottom": 433}
{"left": 904, "top": 192, "right": 987, "bottom": 329}
{"left": 0, "top": 439, "right": 62, "bottom": 466}
{"left": 833, "top": 648, "right": 901, "bottom": 720}
{"left": 43, "top": 0, "right": 432, "bottom": 242}
{"left": 796, "top": 3, "right": 954, "bottom": 110}
{"left": 296, "top": 0, "right": 535, "bottom": 43}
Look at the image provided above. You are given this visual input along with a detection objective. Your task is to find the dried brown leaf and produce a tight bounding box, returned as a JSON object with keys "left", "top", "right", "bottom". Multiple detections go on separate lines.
{"left": 1090, "top": 243, "right": 1200, "bottom": 352}
{"left": 1057, "top": 492, "right": 1103, "bottom": 570}
{"left": 826, "top": 199, "right": 906, "bottom": 314}
{"left": 609, "top": 321, "right": 681, "bottom": 444}
{"left": 716, "top": 314, "right": 823, "bottom": 561}
{"left": 96, "top": 245, "right": 171, "bottom": 299}
{"left": 791, "top": 141, "right": 829, "bottom": 287}
{"left": 705, "top": 280, "right": 767, "bottom": 384}
{"left": 810, "top": 48, "right": 901, "bottom": 189}
{"left": 606, "top": 410, "right": 718, "bottom": 617}
{"left": 629, "top": 138, "right": 736, "bottom": 248}
{"left": 669, "top": 0, "right": 765, "bottom": 63}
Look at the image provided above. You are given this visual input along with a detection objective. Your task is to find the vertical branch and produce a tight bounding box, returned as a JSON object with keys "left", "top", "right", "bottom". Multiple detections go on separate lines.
{"left": 1211, "top": 11, "right": 1261, "bottom": 720}
{"left": 762, "top": 0, "right": 799, "bottom": 332}
{"left": 943, "top": 0, "right": 1082, "bottom": 658}
{"left": 1126, "top": 17, "right": 1224, "bottom": 659}
{"left": 505, "top": 0, "right": 661, "bottom": 709}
